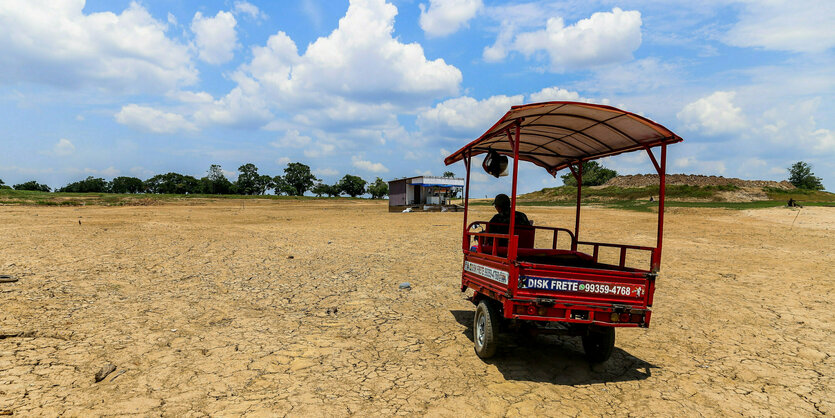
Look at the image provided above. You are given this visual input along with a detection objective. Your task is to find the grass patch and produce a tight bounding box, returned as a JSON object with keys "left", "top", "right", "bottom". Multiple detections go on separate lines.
{"left": 0, "top": 189, "right": 373, "bottom": 206}
{"left": 763, "top": 187, "right": 835, "bottom": 202}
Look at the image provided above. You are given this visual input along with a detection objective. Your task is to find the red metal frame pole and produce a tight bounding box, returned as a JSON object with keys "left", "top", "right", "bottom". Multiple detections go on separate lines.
{"left": 462, "top": 151, "right": 471, "bottom": 251}
{"left": 573, "top": 162, "right": 582, "bottom": 251}
{"left": 653, "top": 143, "right": 667, "bottom": 271}
{"left": 508, "top": 122, "right": 521, "bottom": 262}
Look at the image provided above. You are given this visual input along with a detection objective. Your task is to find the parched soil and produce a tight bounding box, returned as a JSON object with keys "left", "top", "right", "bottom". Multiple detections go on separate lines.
{"left": 1, "top": 200, "right": 832, "bottom": 416}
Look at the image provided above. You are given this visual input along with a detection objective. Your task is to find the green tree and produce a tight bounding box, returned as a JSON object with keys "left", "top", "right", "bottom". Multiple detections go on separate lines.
{"left": 235, "top": 163, "right": 262, "bottom": 195}
{"left": 257, "top": 174, "right": 275, "bottom": 195}
{"left": 144, "top": 173, "right": 200, "bottom": 194}
{"left": 14, "top": 181, "right": 51, "bottom": 192}
{"left": 367, "top": 177, "right": 389, "bottom": 199}
{"left": 59, "top": 176, "right": 108, "bottom": 193}
{"left": 200, "top": 164, "right": 234, "bottom": 194}
{"left": 110, "top": 176, "right": 144, "bottom": 193}
{"left": 337, "top": 174, "right": 367, "bottom": 197}
{"left": 282, "top": 162, "right": 319, "bottom": 196}
{"left": 560, "top": 161, "right": 618, "bottom": 187}
{"left": 232, "top": 164, "right": 273, "bottom": 195}
{"left": 788, "top": 161, "right": 824, "bottom": 190}
{"left": 329, "top": 184, "right": 341, "bottom": 197}
{"left": 311, "top": 181, "right": 332, "bottom": 197}
{"left": 442, "top": 171, "right": 460, "bottom": 198}
{"left": 324, "top": 183, "right": 341, "bottom": 197}
{"left": 208, "top": 164, "right": 225, "bottom": 182}
{"left": 271, "top": 176, "right": 293, "bottom": 195}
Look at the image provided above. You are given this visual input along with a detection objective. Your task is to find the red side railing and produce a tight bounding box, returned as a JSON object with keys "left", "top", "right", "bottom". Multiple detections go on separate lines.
{"left": 466, "top": 222, "right": 575, "bottom": 251}
{"left": 576, "top": 241, "right": 657, "bottom": 270}
{"left": 465, "top": 221, "right": 656, "bottom": 271}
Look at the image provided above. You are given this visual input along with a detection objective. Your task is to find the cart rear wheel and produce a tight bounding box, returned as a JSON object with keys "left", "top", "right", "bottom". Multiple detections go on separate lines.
{"left": 474, "top": 300, "right": 500, "bottom": 359}
{"left": 582, "top": 326, "right": 615, "bottom": 363}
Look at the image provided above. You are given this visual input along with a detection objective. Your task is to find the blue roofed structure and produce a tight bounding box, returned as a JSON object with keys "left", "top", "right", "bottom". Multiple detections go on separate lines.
{"left": 388, "top": 175, "right": 464, "bottom": 212}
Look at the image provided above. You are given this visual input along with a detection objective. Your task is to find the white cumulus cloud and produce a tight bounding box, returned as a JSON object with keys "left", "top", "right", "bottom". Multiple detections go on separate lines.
{"left": 191, "top": 74, "right": 273, "bottom": 128}
{"left": 759, "top": 99, "right": 835, "bottom": 152}
{"left": 677, "top": 91, "right": 747, "bottom": 136}
{"left": 304, "top": 143, "right": 336, "bottom": 158}
{"left": 417, "top": 94, "right": 523, "bottom": 140}
{"left": 287, "top": 0, "right": 461, "bottom": 103}
{"left": 352, "top": 156, "right": 389, "bottom": 173}
{"left": 528, "top": 86, "right": 603, "bottom": 104}
{"left": 724, "top": 0, "right": 835, "bottom": 54}
{"left": 0, "top": 1, "right": 196, "bottom": 92}
{"left": 673, "top": 156, "right": 727, "bottom": 175}
{"left": 271, "top": 130, "right": 313, "bottom": 148}
{"left": 484, "top": 8, "right": 642, "bottom": 71}
{"left": 313, "top": 168, "right": 339, "bottom": 176}
{"left": 191, "top": 10, "right": 238, "bottom": 64}
{"left": 419, "top": 0, "right": 483, "bottom": 38}
{"left": 233, "top": 1, "right": 265, "bottom": 20}
{"left": 197, "top": 0, "right": 462, "bottom": 131}
{"left": 115, "top": 104, "right": 196, "bottom": 134}
{"left": 164, "top": 0, "right": 462, "bottom": 134}
{"left": 53, "top": 138, "right": 75, "bottom": 156}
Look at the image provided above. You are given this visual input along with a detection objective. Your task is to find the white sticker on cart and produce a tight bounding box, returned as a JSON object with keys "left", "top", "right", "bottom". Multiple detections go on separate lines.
{"left": 464, "top": 261, "right": 509, "bottom": 285}
{"left": 521, "top": 276, "right": 644, "bottom": 297}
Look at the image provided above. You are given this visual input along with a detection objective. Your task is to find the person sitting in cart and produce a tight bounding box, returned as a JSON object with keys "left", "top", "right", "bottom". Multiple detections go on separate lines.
{"left": 487, "top": 193, "right": 531, "bottom": 246}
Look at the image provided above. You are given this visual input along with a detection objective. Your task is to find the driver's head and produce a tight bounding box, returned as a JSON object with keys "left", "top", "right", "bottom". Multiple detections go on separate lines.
{"left": 492, "top": 193, "right": 510, "bottom": 214}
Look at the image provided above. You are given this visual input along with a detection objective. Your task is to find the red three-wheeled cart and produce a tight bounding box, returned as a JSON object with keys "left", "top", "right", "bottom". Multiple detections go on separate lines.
{"left": 444, "top": 102, "right": 683, "bottom": 362}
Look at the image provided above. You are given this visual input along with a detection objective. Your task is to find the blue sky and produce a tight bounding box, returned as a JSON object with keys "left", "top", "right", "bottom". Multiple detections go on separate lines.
{"left": 1, "top": 0, "right": 833, "bottom": 195}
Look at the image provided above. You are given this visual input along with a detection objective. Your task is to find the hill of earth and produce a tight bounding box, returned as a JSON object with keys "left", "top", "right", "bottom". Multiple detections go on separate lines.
{"left": 518, "top": 174, "right": 834, "bottom": 208}
{"left": 602, "top": 174, "right": 794, "bottom": 189}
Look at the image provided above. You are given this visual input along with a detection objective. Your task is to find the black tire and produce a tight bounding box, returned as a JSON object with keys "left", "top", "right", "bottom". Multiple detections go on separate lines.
{"left": 582, "top": 326, "right": 615, "bottom": 363}
{"left": 473, "top": 300, "right": 500, "bottom": 359}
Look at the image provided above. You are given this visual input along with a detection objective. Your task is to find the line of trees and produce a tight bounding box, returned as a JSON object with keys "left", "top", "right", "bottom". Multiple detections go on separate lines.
{"left": 2, "top": 160, "right": 827, "bottom": 196}
{"left": 7, "top": 180, "right": 51, "bottom": 192}
{"left": 1, "top": 162, "right": 391, "bottom": 198}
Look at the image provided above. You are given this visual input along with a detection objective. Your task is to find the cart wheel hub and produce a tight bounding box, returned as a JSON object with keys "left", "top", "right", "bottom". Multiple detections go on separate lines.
{"left": 476, "top": 314, "right": 486, "bottom": 347}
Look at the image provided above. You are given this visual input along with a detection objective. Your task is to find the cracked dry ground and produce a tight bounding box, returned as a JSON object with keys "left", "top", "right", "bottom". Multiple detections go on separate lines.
{"left": 1, "top": 200, "right": 832, "bottom": 416}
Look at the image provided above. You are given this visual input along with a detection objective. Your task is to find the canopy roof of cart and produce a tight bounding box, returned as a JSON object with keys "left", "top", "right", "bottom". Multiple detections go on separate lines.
{"left": 444, "top": 102, "right": 683, "bottom": 176}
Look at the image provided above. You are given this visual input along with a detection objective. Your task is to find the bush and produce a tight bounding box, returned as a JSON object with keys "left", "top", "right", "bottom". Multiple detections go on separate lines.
{"left": 560, "top": 161, "right": 618, "bottom": 186}
{"left": 144, "top": 173, "right": 200, "bottom": 194}
{"left": 14, "top": 181, "right": 51, "bottom": 192}
{"left": 108, "top": 176, "right": 144, "bottom": 194}
{"left": 59, "top": 176, "right": 109, "bottom": 193}
{"left": 312, "top": 182, "right": 339, "bottom": 197}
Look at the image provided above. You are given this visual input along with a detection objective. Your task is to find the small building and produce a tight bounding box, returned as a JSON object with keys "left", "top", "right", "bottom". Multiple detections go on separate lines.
{"left": 388, "top": 175, "right": 464, "bottom": 212}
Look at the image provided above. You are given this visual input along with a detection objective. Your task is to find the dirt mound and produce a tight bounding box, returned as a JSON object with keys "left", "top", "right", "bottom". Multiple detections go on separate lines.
{"left": 603, "top": 174, "right": 794, "bottom": 189}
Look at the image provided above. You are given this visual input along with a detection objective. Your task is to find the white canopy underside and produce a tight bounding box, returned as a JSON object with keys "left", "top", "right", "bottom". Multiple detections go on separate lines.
{"left": 444, "top": 102, "right": 682, "bottom": 175}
